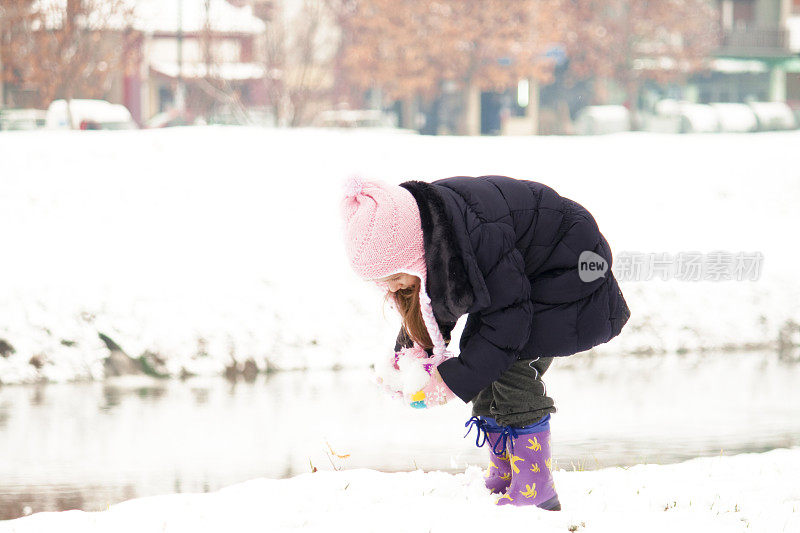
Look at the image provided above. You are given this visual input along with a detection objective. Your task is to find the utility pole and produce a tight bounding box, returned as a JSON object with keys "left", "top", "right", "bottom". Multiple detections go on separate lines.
{"left": 0, "top": 6, "right": 6, "bottom": 109}
{"left": 176, "top": 0, "right": 186, "bottom": 113}
{"left": 0, "top": 37, "right": 4, "bottom": 109}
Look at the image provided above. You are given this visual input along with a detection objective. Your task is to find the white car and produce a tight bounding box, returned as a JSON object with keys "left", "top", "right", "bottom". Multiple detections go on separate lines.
{"left": 747, "top": 101, "right": 797, "bottom": 131}
{"left": 46, "top": 99, "right": 137, "bottom": 130}
{"left": 573, "top": 105, "right": 631, "bottom": 135}
{"left": 709, "top": 103, "right": 758, "bottom": 133}
{"left": 650, "top": 100, "right": 720, "bottom": 134}
{"left": 313, "top": 109, "right": 402, "bottom": 129}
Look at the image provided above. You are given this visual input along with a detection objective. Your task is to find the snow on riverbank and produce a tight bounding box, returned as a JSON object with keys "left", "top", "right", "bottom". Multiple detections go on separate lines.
{"left": 2, "top": 447, "right": 798, "bottom": 532}
{"left": 1, "top": 127, "right": 799, "bottom": 384}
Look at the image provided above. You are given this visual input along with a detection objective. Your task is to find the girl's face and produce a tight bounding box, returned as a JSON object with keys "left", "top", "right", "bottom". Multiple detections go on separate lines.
{"left": 372, "top": 272, "right": 417, "bottom": 293}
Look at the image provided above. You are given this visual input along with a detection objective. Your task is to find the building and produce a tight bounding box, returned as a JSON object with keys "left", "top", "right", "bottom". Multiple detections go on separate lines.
{"left": 0, "top": 0, "right": 270, "bottom": 125}
{"left": 130, "top": 0, "right": 335, "bottom": 127}
{"left": 787, "top": 0, "right": 800, "bottom": 106}
{"left": 690, "top": 0, "right": 800, "bottom": 105}
{"left": 129, "top": 0, "right": 269, "bottom": 124}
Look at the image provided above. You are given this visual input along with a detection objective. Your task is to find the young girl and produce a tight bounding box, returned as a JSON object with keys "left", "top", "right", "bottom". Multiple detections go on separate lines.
{"left": 339, "top": 174, "right": 631, "bottom": 510}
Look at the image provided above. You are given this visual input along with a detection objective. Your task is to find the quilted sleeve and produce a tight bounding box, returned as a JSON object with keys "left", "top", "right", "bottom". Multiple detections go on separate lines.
{"left": 436, "top": 222, "right": 533, "bottom": 403}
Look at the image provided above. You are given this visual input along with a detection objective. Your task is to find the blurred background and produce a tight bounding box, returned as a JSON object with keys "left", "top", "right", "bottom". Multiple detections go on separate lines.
{"left": 1, "top": 0, "right": 800, "bottom": 524}
{"left": 1, "top": 0, "right": 800, "bottom": 134}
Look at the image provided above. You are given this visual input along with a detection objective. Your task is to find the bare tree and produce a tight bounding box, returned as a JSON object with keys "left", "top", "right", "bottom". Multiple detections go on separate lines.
{"left": 1, "top": 0, "right": 137, "bottom": 114}
{"left": 260, "top": 0, "right": 337, "bottom": 127}
{"left": 335, "top": 0, "right": 564, "bottom": 134}
{"left": 1, "top": 0, "right": 41, "bottom": 107}
{"left": 561, "top": 0, "right": 720, "bottom": 129}
{"left": 194, "top": 0, "right": 247, "bottom": 122}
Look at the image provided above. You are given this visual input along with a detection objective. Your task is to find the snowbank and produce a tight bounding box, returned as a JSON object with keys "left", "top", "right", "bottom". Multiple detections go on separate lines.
{"left": 3, "top": 447, "right": 798, "bottom": 532}
{"left": 1, "top": 127, "right": 799, "bottom": 384}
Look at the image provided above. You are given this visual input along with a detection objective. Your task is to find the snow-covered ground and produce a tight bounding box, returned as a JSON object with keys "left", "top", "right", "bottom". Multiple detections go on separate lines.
{"left": 2, "top": 128, "right": 799, "bottom": 530}
{"left": 2, "top": 447, "right": 798, "bottom": 533}
{"left": 1, "top": 127, "right": 799, "bottom": 384}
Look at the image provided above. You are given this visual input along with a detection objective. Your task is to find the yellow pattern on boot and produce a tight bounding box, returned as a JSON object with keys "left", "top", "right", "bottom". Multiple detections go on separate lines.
{"left": 500, "top": 472, "right": 511, "bottom": 481}
{"left": 521, "top": 483, "right": 537, "bottom": 499}
{"left": 526, "top": 437, "right": 541, "bottom": 451}
{"left": 485, "top": 463, "right": 498, "bottom": 478}
{"left": 509, "top": 454, "right": 524, "bottom": 474}
{"left": 545, "top": 458, "right": 552, "bottom": 471}
{"left": 498, "top": 451, "right": 510, "bottom": 463}
{"left": 496, "top": 493, "right": 514, "bottom": 504}
{"left": 530, "top": 462, "right": 540, "bottom": 473}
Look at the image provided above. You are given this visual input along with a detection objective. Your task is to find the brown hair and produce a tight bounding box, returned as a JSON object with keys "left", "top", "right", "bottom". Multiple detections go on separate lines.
{"left": 384, "top": 276, "right": 433, "bottom": 350}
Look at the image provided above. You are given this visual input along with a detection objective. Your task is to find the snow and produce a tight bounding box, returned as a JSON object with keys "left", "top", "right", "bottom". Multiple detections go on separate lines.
{"left": 1, "top": 127, "right": 799, "bottom": 529}
{"left": 134, "top": 0, "right": 265, "bottom": 34}
{"left": 149, "top": 61, "right": 266, "bottom": 81}
{"left": 31, "top": 0, "right": 266, "bottom": 34}
{"left": 1, "top": 127, "right": 799, "bottom": 385}
{"left": 2, "top": 447, "right": 798, "bottom": 532}
{"left": 34, "top": 0, "right": 266, "bottom": 34}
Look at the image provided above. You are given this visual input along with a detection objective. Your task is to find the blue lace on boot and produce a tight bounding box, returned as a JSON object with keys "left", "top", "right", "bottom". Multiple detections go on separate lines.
{"left": 490, "top": 414, "right": 551, "bottom": 456}
{"left": 463, "top": 416, "right": 507, "bottom": 448}
{"left": 463, "top": 416, "right": 489, "bottom": 447}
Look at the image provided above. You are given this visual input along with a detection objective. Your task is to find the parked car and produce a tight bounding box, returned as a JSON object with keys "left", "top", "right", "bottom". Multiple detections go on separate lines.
{"left": 573, "top": 105, "right": 630, "bottom": 135}
{"left": 0, "top": 108, "right": 47, "bottom": 131}
{"left": 747, "top": 101, "right": 797, "bottom": 131}
{"left": 650, "top": 100, "right": 719, "bottom": 134}
{"left": 679, "top": 103, "right": 721, "bottom": 133}
{"left": 313, "top": 109, "right": 400, "bottom": 129}
{"left": 145, "top": 108, "right": 190, "bottom": 129}
{"left": 709, "top": 103, "right": 758, "bottom": 133}
{"left": 46, "top": 99, "right": 137, "bottom": 130}
{"left": 199, "top": 105, "right": 276, "bottom": 127}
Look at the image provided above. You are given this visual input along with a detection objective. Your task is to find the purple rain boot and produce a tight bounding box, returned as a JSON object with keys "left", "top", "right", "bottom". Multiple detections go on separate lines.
{"left": 483, "top": 447, "right": 512, "bottom": 494}
{"left": 465, "top": 416, "right": 512, "bottom": 494}
{"left": 493, "top": 414, "right": 561, "bottom": 510}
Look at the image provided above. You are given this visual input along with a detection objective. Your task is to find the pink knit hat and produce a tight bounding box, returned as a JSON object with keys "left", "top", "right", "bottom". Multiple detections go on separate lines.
{"left": 340, "top": 176, "right": 448, "bottom": 356}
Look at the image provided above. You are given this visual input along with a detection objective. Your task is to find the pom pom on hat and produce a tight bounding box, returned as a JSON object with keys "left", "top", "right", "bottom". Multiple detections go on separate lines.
{"left": 343, "top": 175, "right": 364, "bottom": 199}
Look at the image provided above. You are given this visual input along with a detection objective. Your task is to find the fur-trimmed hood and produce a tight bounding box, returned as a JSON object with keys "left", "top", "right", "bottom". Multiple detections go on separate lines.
{"left": 395, "top": 179, "right": 478, "bottom": 347}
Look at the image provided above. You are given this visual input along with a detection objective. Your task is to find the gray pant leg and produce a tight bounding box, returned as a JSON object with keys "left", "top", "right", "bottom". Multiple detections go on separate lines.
{"left": 471, "top": 384, "right": 494, "bottom": 417}
{"left": 470, "top": 357, "right": 556, "bottom": 428}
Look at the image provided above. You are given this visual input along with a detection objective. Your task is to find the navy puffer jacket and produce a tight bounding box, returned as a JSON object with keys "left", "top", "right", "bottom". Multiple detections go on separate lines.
{"left": 393, "top": 175, "right": 630, "bottom": 403}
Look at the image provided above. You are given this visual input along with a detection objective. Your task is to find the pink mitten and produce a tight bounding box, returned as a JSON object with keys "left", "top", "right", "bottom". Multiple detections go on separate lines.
{"left": 373, "top": 343, "right": 456, "bottom": 409}
{"left": 414, "top": 367, "right": 457, "bottom": 408}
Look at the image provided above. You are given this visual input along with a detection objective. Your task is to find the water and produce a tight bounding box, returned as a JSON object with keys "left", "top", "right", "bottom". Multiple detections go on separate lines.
{"left": 1, "top": 350, "right": 799, "bottom": 520}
